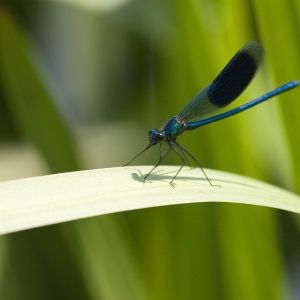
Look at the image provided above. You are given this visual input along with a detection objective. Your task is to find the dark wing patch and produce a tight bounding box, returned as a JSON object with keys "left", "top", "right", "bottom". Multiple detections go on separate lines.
{"left": 208, "top": 41, "right": 264, "bottom": 107}
{"left": 178, "top": 41, "right": 264, "bottom": 122}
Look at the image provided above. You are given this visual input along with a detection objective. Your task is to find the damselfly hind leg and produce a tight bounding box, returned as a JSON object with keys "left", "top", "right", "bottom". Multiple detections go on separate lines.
{"left": 173, "top": 140, "right": 215, "bottom": 186}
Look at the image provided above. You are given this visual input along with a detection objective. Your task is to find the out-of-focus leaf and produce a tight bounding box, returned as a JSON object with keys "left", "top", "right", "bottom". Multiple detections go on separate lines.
{"left": 0, "top": 8, "right": 79, "bottom": 173}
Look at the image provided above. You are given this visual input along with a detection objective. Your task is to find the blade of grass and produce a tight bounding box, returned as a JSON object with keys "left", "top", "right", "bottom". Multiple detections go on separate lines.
{"left": 1, "top": 166, "right": 300, "bottom": 235}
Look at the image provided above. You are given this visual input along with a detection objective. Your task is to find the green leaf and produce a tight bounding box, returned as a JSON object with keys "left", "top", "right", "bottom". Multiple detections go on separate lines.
{"left": 0, "top": 8, "right": 79, "bottom": 173}
{"left": 1, "top": 166, "right": 300, "bottom": 235}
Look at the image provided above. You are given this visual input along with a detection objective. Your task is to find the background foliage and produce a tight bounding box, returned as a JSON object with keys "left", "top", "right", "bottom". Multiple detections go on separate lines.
{"left": 0, "top": 0, "right": 300, "bottom": 299}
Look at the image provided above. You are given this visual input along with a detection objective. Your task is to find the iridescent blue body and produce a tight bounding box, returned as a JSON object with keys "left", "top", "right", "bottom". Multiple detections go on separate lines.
{"left": 124, "top": 41, "right": 299, "bottom": 186}
{"left": 148, "top": 116, "right": 187, "bottom": 144}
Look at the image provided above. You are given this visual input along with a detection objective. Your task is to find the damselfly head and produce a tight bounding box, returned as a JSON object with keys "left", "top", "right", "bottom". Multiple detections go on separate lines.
{"left": 148, "top": 130, "right": 164, "bottom": 145}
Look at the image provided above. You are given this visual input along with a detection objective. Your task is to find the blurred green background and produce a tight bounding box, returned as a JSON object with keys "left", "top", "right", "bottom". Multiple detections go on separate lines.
{"left": 1, "top": 0, "right": 300, "bottom": 299}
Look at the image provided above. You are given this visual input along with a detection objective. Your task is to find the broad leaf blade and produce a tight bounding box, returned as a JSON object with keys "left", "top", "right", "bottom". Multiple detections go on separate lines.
{"left": 1, "top": 166, "right": 300, "bottom": 235}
